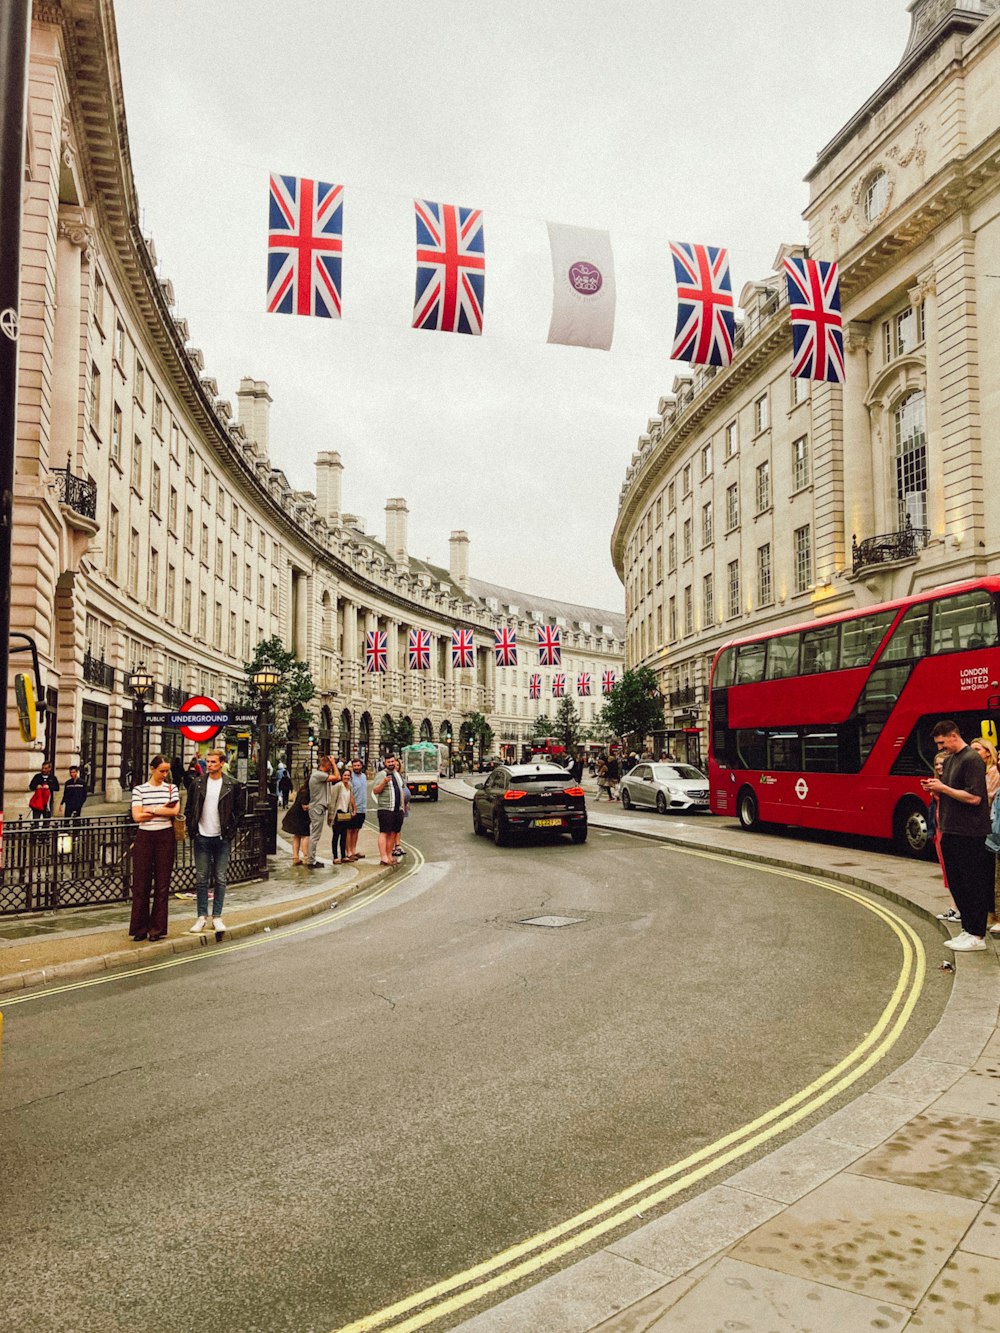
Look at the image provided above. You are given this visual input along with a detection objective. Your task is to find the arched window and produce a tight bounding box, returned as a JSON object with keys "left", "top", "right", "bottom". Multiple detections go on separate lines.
{"left": 358, "top": 712, "right": 372, "bottom": 764}
{"left": 894, "top": 390, "right": 927, "bottom": 531}
{"left": 420, "top": 717, "right": 433, "bottom": 741}
{"left": 339, "top": 709, "right": 352, "bottom": 761}
{"left": 440, "top": 719, "right": 453, "bottom": 742}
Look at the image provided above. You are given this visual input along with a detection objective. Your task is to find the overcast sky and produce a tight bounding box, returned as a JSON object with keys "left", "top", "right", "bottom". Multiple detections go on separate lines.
{"left": 114, "top": 1, "right": 913, "bottom": 609}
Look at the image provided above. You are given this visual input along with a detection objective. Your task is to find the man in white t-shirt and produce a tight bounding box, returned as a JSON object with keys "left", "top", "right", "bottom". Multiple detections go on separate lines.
{"left": 185, "top": 749, "right": 244, "bottom": 934}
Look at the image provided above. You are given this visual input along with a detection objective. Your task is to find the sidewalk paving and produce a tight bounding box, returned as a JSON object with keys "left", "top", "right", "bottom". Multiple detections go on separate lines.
{"left": 440, "top": 777, "right": 1000, "bottom": 1332}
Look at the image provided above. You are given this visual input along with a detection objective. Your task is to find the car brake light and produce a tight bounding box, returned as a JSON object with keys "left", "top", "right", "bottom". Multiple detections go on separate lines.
{"left": 563, "top": 786, "right": 585, "bottom": 797}
{"left": 504, "top": 789, "right": 527, "bottom": 800}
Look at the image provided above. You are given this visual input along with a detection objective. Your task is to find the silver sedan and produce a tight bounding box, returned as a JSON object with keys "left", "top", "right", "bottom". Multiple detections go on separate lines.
{"left": 619, "top": 762, "right": 711, "bottom": 814}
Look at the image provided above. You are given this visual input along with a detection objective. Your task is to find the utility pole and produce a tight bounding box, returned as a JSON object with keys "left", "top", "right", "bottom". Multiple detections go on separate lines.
{"left": 0, "top": 1, "right": 31, "bottom": 862}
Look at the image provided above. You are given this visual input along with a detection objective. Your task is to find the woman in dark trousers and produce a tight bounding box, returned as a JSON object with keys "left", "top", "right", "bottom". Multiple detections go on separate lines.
{"left": 129, "top": 754, "right": 181, "bottom": 941}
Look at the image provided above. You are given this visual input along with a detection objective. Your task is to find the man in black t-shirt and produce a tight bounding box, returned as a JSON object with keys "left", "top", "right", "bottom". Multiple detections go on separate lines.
{"left": 923, "top": 719, "right": 991, "bottom": 951}
{"left": 60, "top": 766, "right": 88, "bottom": 820}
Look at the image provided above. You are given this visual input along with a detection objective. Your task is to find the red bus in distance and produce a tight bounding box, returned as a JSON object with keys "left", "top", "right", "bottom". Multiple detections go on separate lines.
{"left": 708, "top": 577, "right": 1000, "bottom": 856}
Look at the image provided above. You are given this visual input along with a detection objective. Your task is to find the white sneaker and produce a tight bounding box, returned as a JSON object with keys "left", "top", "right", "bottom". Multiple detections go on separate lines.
{"left": 213, "top": 916, "right": 227, "bottom": 933}
{"left": 189, "top": 916, "right": 207, "bottom": 933}
{"left": 946, "top": 933, "right": 987, "bottom": 952}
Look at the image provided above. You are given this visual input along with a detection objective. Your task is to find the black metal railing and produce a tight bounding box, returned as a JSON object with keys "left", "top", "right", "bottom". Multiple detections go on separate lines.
{"left": 852, "top": 524, "right": 930, "bottom": 574}
{"left": 0, "top": 814, "right": 266, "bottom": 915}
{"left": 162, "top": 682, "right": 185, "bottom": 707}
{"left": 53, "top": 467, "right": 98, "bottom": 520}
{"left": 83, "top": 650, "right": 115, "bottom": 691}
{"left": 669, "top": 685, "right": 701, "bottom": 708}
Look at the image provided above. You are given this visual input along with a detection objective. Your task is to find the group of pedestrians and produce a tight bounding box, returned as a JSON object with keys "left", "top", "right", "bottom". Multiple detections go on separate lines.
{"left": 594, "top": 753, "right": 621, "bottom": 801}
{"left": 280, "top": 753, "right": 410, "bottom": 870}
{"left": 27, "top": 761, "right": 88, "bottom": 820}
{"left": 923, "top": 718, "right": 1000, "bottom": 953}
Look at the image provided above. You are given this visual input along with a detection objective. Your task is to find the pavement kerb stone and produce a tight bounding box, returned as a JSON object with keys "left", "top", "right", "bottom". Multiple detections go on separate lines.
{"left": 438, "top": 780, "right": 1000, "bottom": 1331}
{"left": 0, "top": 862, "right": 394, "bottom": 996}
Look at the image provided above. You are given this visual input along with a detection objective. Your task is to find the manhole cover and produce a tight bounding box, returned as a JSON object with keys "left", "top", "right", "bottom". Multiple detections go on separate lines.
{"left": 518, "top": 915, "right": 586, "bottom": 929}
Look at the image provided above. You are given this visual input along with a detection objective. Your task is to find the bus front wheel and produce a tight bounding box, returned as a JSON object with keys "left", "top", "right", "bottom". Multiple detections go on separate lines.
{"left": 894, "top": 798, "right": 931, "bottom": 858}
{"left": 737, "top": 787, "right": 760, "bottom": 832}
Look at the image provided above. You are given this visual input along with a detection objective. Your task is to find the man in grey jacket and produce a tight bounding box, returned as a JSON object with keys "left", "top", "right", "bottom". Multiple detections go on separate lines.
{"left": 306, "top": 754, "right": 341, "bottom": 868}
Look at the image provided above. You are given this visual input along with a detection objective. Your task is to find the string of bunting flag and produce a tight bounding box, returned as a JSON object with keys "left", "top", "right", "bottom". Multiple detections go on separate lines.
{"left": 362, "top": 624, "right": 617, "bottom": 698}
{"left": 266, "top": 172, "right": 845, "bottom": 381}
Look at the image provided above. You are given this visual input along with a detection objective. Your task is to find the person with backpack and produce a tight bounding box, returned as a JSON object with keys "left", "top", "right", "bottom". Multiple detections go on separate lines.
{"left": 28, "top": 762, "right": 59, "bottom": 821}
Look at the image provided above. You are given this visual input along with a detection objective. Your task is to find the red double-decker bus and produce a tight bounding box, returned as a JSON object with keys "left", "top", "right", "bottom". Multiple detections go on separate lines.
{"left": 708, "top": 577, "right": 1000, "bottom": 856}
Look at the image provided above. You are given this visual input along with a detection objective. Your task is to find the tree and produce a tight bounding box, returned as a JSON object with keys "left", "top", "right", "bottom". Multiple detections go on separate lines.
{"left": 551, "top": 696, "right": 585, "bottom": 753}
{"left": 598, "top": 667, "right": 663, "bottom": 749}
{"left": 463, "top": 710, "right": 494, "bottom": 765}
{"left": 531, "top": 715, "right": 554, "bottom": 741}
{"left": 243, "top": 636, "right": 315, "bottom": 741}
{"left": 390, "top": 714, "right": 414, "bottom": 750}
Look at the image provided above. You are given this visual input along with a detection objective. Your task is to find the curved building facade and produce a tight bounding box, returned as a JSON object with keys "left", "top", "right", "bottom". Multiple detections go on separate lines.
{"left": 612, "top": 0, "right": 1000, "bottom": 741}
{"left": 6, "top": 0, "right": 623, "bottom": 808}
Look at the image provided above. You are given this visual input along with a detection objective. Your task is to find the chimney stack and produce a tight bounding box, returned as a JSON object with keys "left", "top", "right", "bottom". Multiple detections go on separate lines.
{"left": 315, "top": 451, "right": 344, "bottom": 523}
{"left": 449, "top": 530, "right": 470, "bottom": 591}
{"left": 236, "top": 377, "right": 272, "bottom": 451}
{"left": 385, "top": 498, "right": 409, "bottom": 566}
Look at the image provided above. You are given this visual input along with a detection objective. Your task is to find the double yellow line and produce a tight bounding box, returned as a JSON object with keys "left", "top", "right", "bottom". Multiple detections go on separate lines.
{"left": 330, "top": 846, "right": 927, "bottom": 1333}
{"left": 0, "top": 848, "right": 425, "bottom": 1009}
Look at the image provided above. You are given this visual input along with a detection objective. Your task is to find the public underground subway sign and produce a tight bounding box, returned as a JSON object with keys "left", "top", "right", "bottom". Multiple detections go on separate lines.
{"left": 178, "top": 696, "right": 225, "bottom": 742}
{"left": 795, "top": 778, "right": 809, "bottom": 801}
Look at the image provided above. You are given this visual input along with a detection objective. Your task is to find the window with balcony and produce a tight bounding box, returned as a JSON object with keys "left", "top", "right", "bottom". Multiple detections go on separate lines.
{"left": 702, "top": 500, "right": 713, "bottom": 546}
{"left": 794, "top": 525, "right": 812, "bottom": 593}
{"left": 755, "top": 459, "right": 771, "bottom": 513}
{"left": 757, "top": 543, "right": 773, "bottom": 607}
{"left": 726, "top": 482, "right": 739, "bottom": 531}
{"left": 895, "top": 390, "right": 927, "bottom": 530}
{"left": 792, "top": 436, "right": 809, "bottom": 492}
{"left": 727, "top": 559, "right": 740, "bottom": 619}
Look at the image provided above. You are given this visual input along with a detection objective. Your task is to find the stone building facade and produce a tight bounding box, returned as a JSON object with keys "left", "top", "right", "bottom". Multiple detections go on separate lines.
{"left": 6, "top": 0, "right": 623, "bottom": 809}
{"left": 612, "top": 0, "right": 1000, "bottom": 745}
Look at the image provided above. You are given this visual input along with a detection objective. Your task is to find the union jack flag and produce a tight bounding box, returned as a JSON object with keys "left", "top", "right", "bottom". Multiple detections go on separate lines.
{"left": 783, "top": 256, "right": 845, "bottom": 384}
{"left": 577, "top": 672, "right": 591, "bottom": 697}
{"left": 537, "top": 624, "right": 561, "bottom": 666}
{"left": 529, "top": 673, "right": 541, "bottom": 700}
{"left": 365, "top": 629, "right": 387, "bottom": 675}
{"left": 408, "top": 628, "right": 431, "bottom": 670}
{"left": 494, "top": 627, "right": 518, "bottom": 667}
{"left": 670, "top": 242, "right": 735, "bottom": 367}
{"left": 602, "top": 669, "right": 617, "bottom": 695}
{"left": 452, "top": 628, "right": 475, "bottom": 669}
{"left": 267, "top": 174, "right": 344, "bottom": 318}
{"left": 412, "top": 200, "right": 485, "bottom": 335}
{"left": 552, "top": 673, "right": 566, "bottom": 698}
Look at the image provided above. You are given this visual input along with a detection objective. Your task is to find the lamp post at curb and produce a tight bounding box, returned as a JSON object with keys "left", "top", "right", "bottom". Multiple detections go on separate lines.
{"left": 252, "top": 666, "right": 281, "bottom": 815}
{"left": 127, "top": 665, "right": 155, "bottom": 788}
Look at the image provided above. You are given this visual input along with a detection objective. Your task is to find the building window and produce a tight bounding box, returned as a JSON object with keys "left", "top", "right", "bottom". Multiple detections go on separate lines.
{"left": 111, "top": 404, "right": 122, "bottom": 465}
{"left": 794, "top": 525, "right": 812, "bottom": 593}
{"left": 703, "top": 573, "right": 714, "bottom": 625}
{"left": 271, "top": 582, "right": 279, "bottom": 614}
{"left": 863, "top": 168, "right": 890, "bottom": 225}
{"left": 166, "top": 564, "right": 176, "bottom": 621}
{"left": 182, "top": 580, "right": 192, "bottom": 633}
{"left": 895, "top": 390, "right": 927, "bottom": 530}
{"left": 170, "top": 420, "right": 180, "bottom": 461}
{"left": 128, "top": 528, "right": 140, "bottom": 597}
{"left": 683, "top": 517, "right": 693, "bottom": 561}
{"left": 92, "top": 271, "right": 106, "bottom": 328}
{"left": 152, "top": 391, "right": 164, "bottom": 435}
{"left": 882, "top": 304, "right": 924, "bottom": 363}
{"left": 216, "top": 538, "right": 224, "bottom": 577}
{"left": 793, "top": 375, "right": 810, "bottom": 406}
{"left": 655, "top": 545, "right": 663, "bottom": 581}
{"left": 184, "top": 506, "right": 194, "bottom": 551}
{"left": 114, "top": 320, "right": 126, "bottom": 367}
{"left": 702, "top": 500, "right": 713, "bottom": 546}
{"left": 727, "top": 559, "right": 740, "bottom": 619}
{"left": 669, "top": 596, "right": 677, "bottom": 643}
{"left": 755, "top": 459, "right": 771, "bottom": 513}
{"left": 107, "top": 505, "right": 119, "bottom": 581}
{"left": 701, "top": 441, "right": 712, "bottom": 479}
{"left": 654, "top": 496, "right": 662, "bottom": 525}
{"left": 135, "top": 359, "right": 146, "bottom": 406}
{"left": 186, "top": 444, "right": 196, "bottom": 483}
{"left": 150, "top": 462, "right": 162, "bottom": 515}
{"left": 147, "top": 548, "right": 159, "bottom": 610}
{"left": 130, "top": 435, "right": 142, "bottom": 493}
{"left": 198, "top": 591, "right": 207, "bottom": 639}
{"left": 757, "top": 543, "right": 773, "bottom": 607}
{"left": 755, "top": 393, "right": 769, "bottom": 433}
{"left": 792, "top": 436, "right": 809, "bottom": 491}
{"left": 229, "top": 611, "right": 238, "bottom": 657}
{"left": 231, "top": 501, "right": 240, "bottom": 533}
{"left": 200, "top": 523, "right": 209, "bottom": 565}
{"left": 89, "top": 363, "right": 102, "bottom": 431}
{"left": 667, "top": 481, "right": 675, "bottom": 512}
{"left": 726, "top": 482, "right": 739, "bottom": 531}
{"left": 684, "top": 585, "right": 693, "bottom": 636}
{"left": 655, "top": 605, "right": 663, "bottom": 644}
{"left": 682, "top": 463, "right": 692, "bottom": 495}
{"left": 668, "top": 532, "right": 676, "bottom": 572}
{"left": 168, "top": 486, "right": 178, "bottom": 534}
{"left": 214, "top": 602, "right": 223, "bottom": 649}
{"left": 725, "top": 420, "right": 738, "bottom": 458}
{"left": 258, "top": 572, "right": 265, "bottom": 604}
{"left": 230, "top": 551, "right": 239, "bottom": 588}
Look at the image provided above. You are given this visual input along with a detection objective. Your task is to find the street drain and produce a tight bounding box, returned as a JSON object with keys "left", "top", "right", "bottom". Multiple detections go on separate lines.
{"left": 518, "top": 915, "right": 586, "bottom": 929}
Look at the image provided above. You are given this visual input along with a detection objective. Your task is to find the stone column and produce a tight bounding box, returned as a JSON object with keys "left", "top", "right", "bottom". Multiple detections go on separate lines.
{"left": 52, "top": 215, "right": 91, "bottom": 472}
{"left": 934, "top": 232, "right": 983, "bottom": 548}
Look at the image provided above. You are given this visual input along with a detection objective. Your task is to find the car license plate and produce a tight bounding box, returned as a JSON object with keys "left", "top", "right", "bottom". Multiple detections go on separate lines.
{"left": 533, "top": 817, "right": 563, "bottom": 827}
{"left": 417, "top": 785, "right": 427, "bottom": 792}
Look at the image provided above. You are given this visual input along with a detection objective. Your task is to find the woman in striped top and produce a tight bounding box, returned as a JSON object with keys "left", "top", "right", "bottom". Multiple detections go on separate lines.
{"left": 129, "top": 754, "right": 181, "bottom": 941}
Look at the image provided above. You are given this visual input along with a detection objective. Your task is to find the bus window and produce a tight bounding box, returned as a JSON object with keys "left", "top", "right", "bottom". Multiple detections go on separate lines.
{"left": 881, "top": 601, "right": 930, "bottom": 662}
{"left": 767, "top": 731, "right": 802, "bottom": 771}
{"left": 714, "top": 648, "right": 735, "bottom": 688}
{"left": 766, "top": 633, "right": 800, "bottom": 680}
{"left": 803, "top": 730, "right": 839, "bottom": 772}
{"left": 800, "top": 623, "right": 840, "bottom": 674}
{"left": 840, "top": 609, "right": 895, "bottom": 668}
{"left": 855, "top": 662, "right": 912, "bottom": 765}
{"left": 931, "top": 589, "right": 1000, "bottom": 655}
{"left": 736, "top": 728, "right": 767, "bottom": 769}
{"left": 735, "top": 643, "right": 766, "bottom": 684}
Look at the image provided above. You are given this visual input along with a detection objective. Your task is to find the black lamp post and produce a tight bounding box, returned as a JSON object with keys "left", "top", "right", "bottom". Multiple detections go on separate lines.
{"left": 252, "top": 666, "right": 281, "bottom": 814}
{"left": 127, "top": 664, "right": 155, "bottom": 788}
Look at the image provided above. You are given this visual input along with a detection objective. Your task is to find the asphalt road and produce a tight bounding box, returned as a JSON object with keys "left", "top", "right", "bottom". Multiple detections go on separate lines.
{"left": 0, "top": 795, "right": 950, "bottom": 1332}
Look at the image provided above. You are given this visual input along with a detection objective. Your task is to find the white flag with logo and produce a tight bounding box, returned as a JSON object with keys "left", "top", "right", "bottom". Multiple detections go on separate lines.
{"left": 546, "top": 222, "right": 616, "bottom": 350}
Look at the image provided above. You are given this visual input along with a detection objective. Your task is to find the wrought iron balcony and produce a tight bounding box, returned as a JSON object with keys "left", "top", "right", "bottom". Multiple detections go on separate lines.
{"left": 852, "top": 523, "right": 929, "bottom": 574}
{"left": 53, "top": 468, "right": 98, "bottom": 520}
{"left": 83, "top": 651, "right": 115, "bottom": 691}
{"left": 668, "top": 684, "right": 701, "bottom": 708}
{"left": 162, "top": 682, "right": 185, "bottom": 707}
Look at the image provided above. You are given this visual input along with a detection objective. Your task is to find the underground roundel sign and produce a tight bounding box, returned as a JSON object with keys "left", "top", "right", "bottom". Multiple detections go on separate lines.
{"left": 178, "top": 696, "right": 223, "bottom": 743}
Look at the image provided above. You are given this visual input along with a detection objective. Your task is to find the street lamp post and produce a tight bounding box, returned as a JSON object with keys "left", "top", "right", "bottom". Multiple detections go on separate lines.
{"left": 251, "top": 666, "right": 281, "bottom": 815}
{"left": 127, "top": 665, "right": 155, "bottom": 789}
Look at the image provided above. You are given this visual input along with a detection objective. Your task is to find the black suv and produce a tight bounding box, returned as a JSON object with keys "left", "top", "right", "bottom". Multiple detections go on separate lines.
{"left": 472, "top": 764, "right": 588, "bottom": 847}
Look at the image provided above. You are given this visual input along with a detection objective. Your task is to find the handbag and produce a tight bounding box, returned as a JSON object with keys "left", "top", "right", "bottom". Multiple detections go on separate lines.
{"left": 334, "top": 810, "right": 353, "bottom": 824}
{"left": 174, "top": 816, "right": 187, "bottom": 843}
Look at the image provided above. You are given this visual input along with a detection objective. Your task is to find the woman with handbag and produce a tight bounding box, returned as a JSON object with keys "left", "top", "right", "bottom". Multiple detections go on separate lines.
{"left": 129, "top": 754, "right": 181, "bottom": 941}
{"left": 281, "top": 780, "right": 311, "bottom": 866}
{"left": 330, "top": 768, "right": 356, "bottom": 864}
